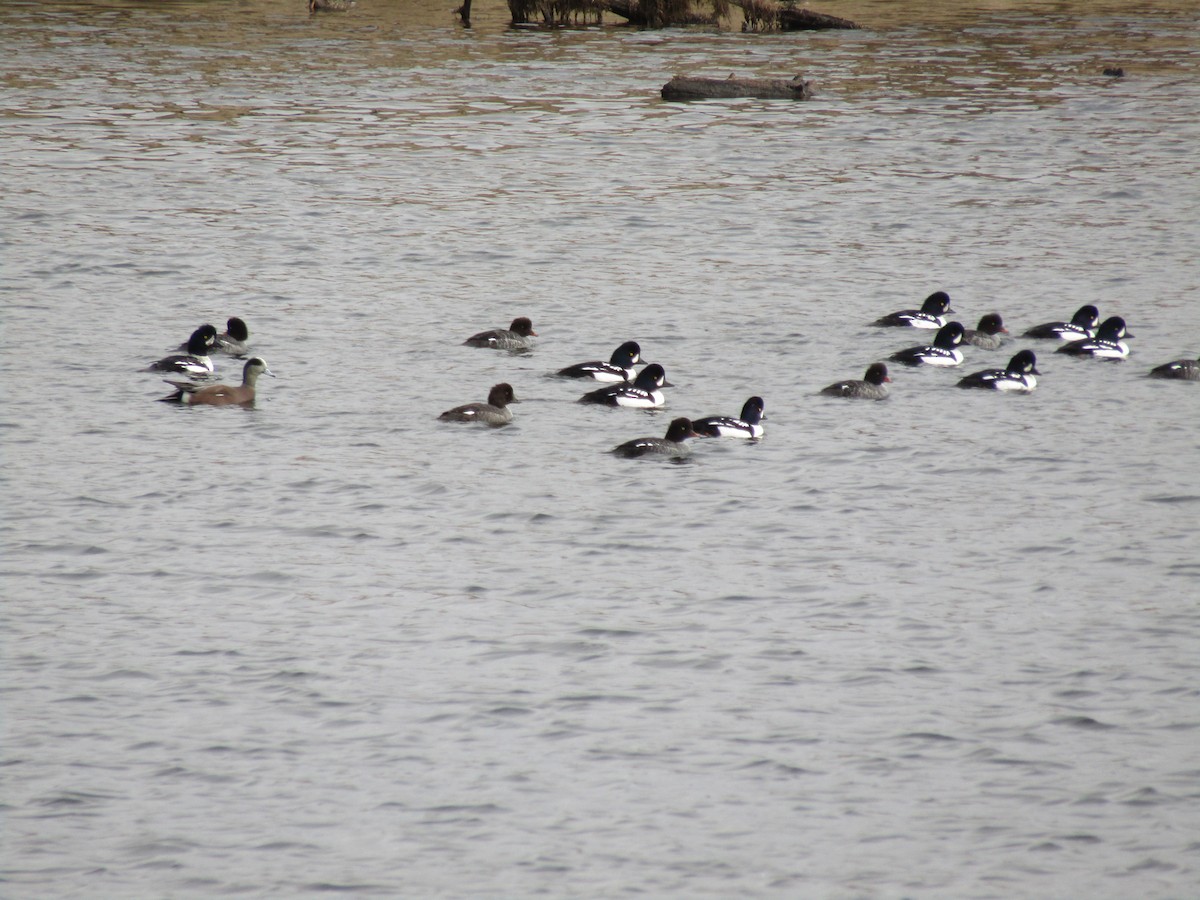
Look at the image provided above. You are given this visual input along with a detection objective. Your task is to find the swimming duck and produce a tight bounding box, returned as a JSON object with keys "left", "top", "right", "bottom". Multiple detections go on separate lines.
{"left": 213, "top": 317, "right": 251, "bottom": 357}
{"left": 691, "top": 397, "right": 766, "bottom": 439}
{"left": 1057, "top": 316, "right": 1132, "bottom": 359}
{"left": 889, "top": 322, "right": 966, "bottom": 367}
{"left": 873, "top": 291, "right": 955, "bottom": 329}
{"left": 557, "top": 341, "right": 642, "bottom": 382}
{"left": 1148, "top": 356, "right": 1199, "bottom": 381}
{"left": 579, "top": 364, "right": 667, "bottom": 408}
{"left": 464, "top": 317, "right": 538, "bottom": 351}
{"left": 150, "top": 327, "right": 215, "bottom": 376}
{"left": 957, "top": 349, "right": 1040, "bottom": 392}
{"left": 612, "top": 417, "right": 698, "bottom": 459}
{"left": 1023, "top": 305, "right": 1099, "bottom": 341}
{"left": 438, "top": 383, "right": 517, "bottom": 426}
{"left": 962, "top": 313, "right": 1009, "bottom": 350}
{"left": 820, "top": 363, "right": 891, "bottom": 400}
{"left": 160, "top": 358, "right": 273, "bottom": 406}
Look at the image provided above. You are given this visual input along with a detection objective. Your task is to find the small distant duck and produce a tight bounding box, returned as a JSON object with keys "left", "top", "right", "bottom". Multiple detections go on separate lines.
{"left": 1057, "top": 316, "right": 1132, "bottom": 359}
{"left": 579, "top": 364, "right": 667, "bottom": 408}
{"left": 173, "top": 323, "right": 218, "bottom": 352}
{"left": 890, "top": 321, "right": 965, "bottom": 367}
{"left": 309, "top": 0, "right": 355, "bottom": 11}
{"left": 820, "top": 362, "right": 891, "bottom": 400}
{"left": 962, "top": 313, "right": 1009, "bottom": 350}
{"left": 1023, "top": 304, "right": 1099, "bottom": 341}
{"left": 463, "top": 317, "right": 538, "bottom": 351}
{"left": 873, "top": 291, "right": 955, "bottom": 329}
{"left": 150, "top": 327, "right": 215, "bottom": 376}
{"left": 692, "top": 396, "right": 766, "bottom": 439}
{"left": 612, "top": 417, "right": 698, "bottom": 459}
{"left": 160, "top": 358, "right": 273, "bottom": 406}
{"left": 213, "top": 317, "right": 251, "bottom": 357}
{"left": 957, "top": 349, "right": 1040, "bottom": 392}
{"left": 1148, "top": 355, "right": 1199, "bottom": 381}
{"left": 557, "top": 341, "right": 642, "bottom": 382}
{"left": 438, "top": 383, "right": 517, "bottom": 427}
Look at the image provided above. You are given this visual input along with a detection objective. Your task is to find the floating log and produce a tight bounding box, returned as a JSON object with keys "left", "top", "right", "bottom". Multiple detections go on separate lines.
{"left": 661, "top": 74, "right": 813, "bottom": 101}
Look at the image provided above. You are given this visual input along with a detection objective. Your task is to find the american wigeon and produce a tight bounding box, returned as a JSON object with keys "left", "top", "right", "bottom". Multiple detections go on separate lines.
{"left": 160, "top": 358, "right": 274, "bottom": 406}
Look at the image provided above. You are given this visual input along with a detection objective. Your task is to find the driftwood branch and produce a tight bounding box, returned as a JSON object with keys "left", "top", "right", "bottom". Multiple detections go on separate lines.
{"left": 508, "top": 0, "right": 721, "bottom": 26}
{"left": 730, "top": 0, "right": 858, "bottom": 31}
{"left": 503, "top": 0, "right": 855, "bottom": 30}
{"left": 661, "top": 74, "right": 813, "bottom": 101}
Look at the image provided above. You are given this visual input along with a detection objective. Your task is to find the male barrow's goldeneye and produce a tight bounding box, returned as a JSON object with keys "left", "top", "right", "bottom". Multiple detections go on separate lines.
{"left": 463, "top": 317, "right": 538, "bottom": 351}
{"left": 873, "top": 291, "right": 955, "bottom": 329}
{"left": 579, "top": 364, "right": 667, "bottom": 408}
{"left": 1149, "top": 355, "right": 1200, "bottom": 381}
{"left": 692, "top": 396, "right": 765, "bottom": 439}
{"left": 149, "top": 327, "right": 215, "bottom": 376}
{"left": 173, "top": 323, "right": 218, "bottom": 353}
{"left": 962, "top": 313, "right": 1009, "bottom": 350}
{"left": 1057, "top": 316, "right": 1132, "bottom": 359}
{"left": 1023, "top": 304, "right": 1099, "bottom": 341}
{"left": 889, "top": 322, "right": 965, "bottom": 367}
{"left": 612, "top": 417, "right": 698, "bottom": 459}
{"left": 160, "top": 358, "right": 274, "bottom": 406}
{"left": 957, "top": 349, "right": 1040, "bottom": 392}
{"left": 556, "top": 341, "right": 642, "bottom": 382}
{"left": 439, "top": 383, "right": 517, "bottom": 426}
{"left": 820, "top": 362, "right": 891, "bottom": 400}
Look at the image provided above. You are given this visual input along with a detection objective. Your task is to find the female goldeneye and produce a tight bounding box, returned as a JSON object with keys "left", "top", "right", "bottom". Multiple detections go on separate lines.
{"left": 579, "top": 363, "right": 666, "bottom": 408}
{"left": 213, "top": 316, "right": 251, "bottom": 357}
{"left": 820, "top": 362, "right": 891, "bottom": 400}
{"left": 438, "top": 383, "right": 517, "bottom": 427}
{"left": 873, "top": 291, "right": 954, "bottom": 329}
{"left": 889, "top": 321, "right": 965, "bottom": 367}
{"left": 149, "top": 327, "right": 215, "bottom": 376}
{"left": 1023, "top": 304, "right": 1099, "bottom": 341}
{"left": 557, "top": 341, "right": 642, "bottom": 382}
{"left": 160, "top": 358, "right": 274, "bottom": 406}
{"left": 1149, "top": 355, "right": 1200, "bottom": 381}
{"left": 692, "top": 396, "right": 766, "bottom": 439}
{"left": 612, "top": 417, "right": 698, "bottom": 459}
{"left": 464, "top": 317, "right": 538, "bottom": 351}
{"left": 962, "top": 313, "right": 1009, "bottom": 350}
{"left": 1057, "top": 316, "right": 1132, "bottom": 359}
{"left": 957, "top": 349, "right": 1040, "bottom": 392}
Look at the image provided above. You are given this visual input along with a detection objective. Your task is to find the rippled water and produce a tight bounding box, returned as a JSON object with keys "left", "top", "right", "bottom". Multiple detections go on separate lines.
{"left": 3, "top": 0, "right": 1200, "bottom": 896}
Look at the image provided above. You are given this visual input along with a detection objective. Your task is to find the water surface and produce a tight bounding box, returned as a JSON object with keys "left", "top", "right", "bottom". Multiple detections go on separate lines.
{"left": 3, "top": 0, "right": 1199, "bottom": 896}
